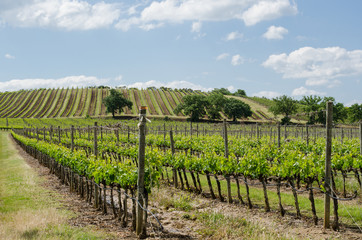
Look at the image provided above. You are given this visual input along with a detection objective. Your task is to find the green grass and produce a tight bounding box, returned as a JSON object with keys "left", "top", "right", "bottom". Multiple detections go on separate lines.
{"left": 0, "top": 132, "right": 116, "bottom": 239}
{"left": 164, "top": 168, "right": 362, "bottom": 227}
{"left": 152, "top": 186, "right": 294, "bottom": 240}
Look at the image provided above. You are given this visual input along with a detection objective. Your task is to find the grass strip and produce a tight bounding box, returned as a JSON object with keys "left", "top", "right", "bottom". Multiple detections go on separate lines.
{"left": 0, "top": 132, "right": 115, "bottom": 239}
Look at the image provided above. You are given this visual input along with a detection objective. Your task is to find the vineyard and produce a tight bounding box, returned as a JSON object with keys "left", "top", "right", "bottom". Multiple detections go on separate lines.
{"left": 9, "top": 119, "right": 362, "bottom": 238}
{"left": 0, "top": 87, "right": 275, "bottom": 122}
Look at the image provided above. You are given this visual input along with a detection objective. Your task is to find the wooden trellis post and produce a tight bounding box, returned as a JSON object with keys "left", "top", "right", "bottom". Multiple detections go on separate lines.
{"left": 136, "top": 106, "right": 147, "bottom": 238}
{"left": 324, "top": 101, "right": 333, "bottom": 229}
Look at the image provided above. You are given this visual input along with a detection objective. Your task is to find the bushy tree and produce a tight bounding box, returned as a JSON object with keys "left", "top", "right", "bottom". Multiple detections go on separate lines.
{"left": 207, "top": 93, "right": 228, "bottom": 120}
{"left": 300, "top": 95, "right": 322, "bottom": 124}
{"left": 224, "top": 98, "right": 252, "bottom": 122}
{"left": 211, "top": 88, "right": 231, "bottom": 95}
{"left": 348, "top": 103, "right": 362, "bottom": 122}
{"left": 174, "top": 95, "right": 210, "bottom": 121}
{"left": 103, "top": 89, "right": 133, "bottom": 118}
{"left": 269, "top": 95, "right": 298, "bottom": 125}
{"left": 315, "top": 97, "right": 348, "bottom": 124}
{"left": 233, "top": 89, "right": 247, "bottom": 97}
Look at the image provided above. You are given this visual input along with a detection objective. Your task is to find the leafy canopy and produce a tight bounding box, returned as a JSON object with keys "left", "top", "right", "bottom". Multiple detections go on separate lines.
{"left": 224, "top": 98, "right": 252, "bottom": 122}
{"left": 103, "top": 89, "right": 133, "bottom": 117}
{"left": 269, "top": 95, "right": 298, "bottom": 125}
{"left": 174, "top": 94, "right": 210, "bottom": 121}
{"left": 348, "top": 103, "right": 362, "bottom": 123}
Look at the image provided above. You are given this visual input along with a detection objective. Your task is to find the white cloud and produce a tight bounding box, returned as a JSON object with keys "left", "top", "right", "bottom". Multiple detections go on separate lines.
{"left": 0, "top": 75, "right": 108, "bottom": 92}
{"left": 231, "top": 54, "right": 244, "bottom": 66}
{"left": 252, "top": 91, "right": 281, "bottom": 99}
{"left": 291, "top": 87, "right": 325, "bottom": 96}
{"left": 225, "top": 31, "right": 243, "bottom": 41}
{"left": 191, "top": 21, "right": 202, "bottom": 33}
{"left": 0, "top": 0, "right": 121, "bottom": 30}
{"left": 0, "top": 0, "right": 298, "bottom": 31}
{"left": 139, "top": 22, "right": 164, "bottom": 31}
{"left": 5, "top": 53, "right": 15, "bottom": 59}
{"left": 127, "top": 80, "right": 213, "bottom": 92}
{"left": 117, "top": 0, "right": 297, "bottom": 31}
{"left": 242, "top": 0, "right": 297, "bottom": 26}
{"left": 216, "top": 53, "right": 229, "bottom": 61}
{"left": 263, "top": 46, "right": 362, "bottom": 87}
{"left": 263, "top": 25, "right": 288, "bottom": 40}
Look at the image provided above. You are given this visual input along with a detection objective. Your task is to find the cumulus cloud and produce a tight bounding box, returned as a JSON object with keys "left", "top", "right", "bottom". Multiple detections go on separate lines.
{"left": 0, "top": 0, "right": 298, "bottom": 31}
{"left": 242, "top": 0, "right": 297, "bottom": 26}
{"left": 216, "top": 53, "right": 229, "bottom": 61}
{"left": 4, "top": 53, "right": 15, "bottom": 59}
{"left": 0, "top": 0, "right": 121, "bottom": 30}
{"left": 127, "top": 80, "right": 213, "bottom": 92}
{"left": 231, "top": 54, "right": 244, "bottom": 66}
{"left": 263, "top": 25, "right": 288, "bottom": 39}
{"left": 291, "top": 87, "right": 325, "bottom": 96}
{"left": 263, "top": 46, "right": 362, "bottom": 87}
{"left": 0, "top": 75, "right": 108, "bottom": 92}
{"left": 252, "top": 91, "right": 281, "bottom": 99}
{"left": 225, "top": 31, "right": 243, "bottom": 41}
{"left": 116, "top": 0, "right": 297, "bottom": 31}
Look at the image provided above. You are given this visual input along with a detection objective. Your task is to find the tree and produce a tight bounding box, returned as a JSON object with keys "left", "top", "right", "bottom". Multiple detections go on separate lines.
{"left": 269, "top": 95, "right": 298, "bottom": 125}
{"left": 315, "top": 97, "right": 348, "bottom": 124}
{"left": 233, "top": 89, "right": 247, "bottom": 97}
{"left": 211, "top": 88, "right": 231, "bottom": 95}
{"left": 174, "top": 95, "right": 210, "bottom": 121}
{"left": 224, "top": 98, "right": 252, "bottom": 122}
{"left": 300, "top": 95, "right": 322, "bottom": 124}
{"left": 103, "top": 89, "right": 133, "bottom": 117}
{"left": 348, "top": 103, "right": 362, "bottom": 122}
{"left": 207, "top": 93, "right": 228, "bottom": 120}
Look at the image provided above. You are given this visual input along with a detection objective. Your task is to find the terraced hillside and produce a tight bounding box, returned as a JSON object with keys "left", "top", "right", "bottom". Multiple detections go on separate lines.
{"left": 0, "top": 87, "right": 274, "bottom": 122}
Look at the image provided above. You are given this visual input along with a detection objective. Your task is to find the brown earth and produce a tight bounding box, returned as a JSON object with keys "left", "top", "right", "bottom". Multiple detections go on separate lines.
{"left": 75, "top": 88, "right": 88, "bottom": 117}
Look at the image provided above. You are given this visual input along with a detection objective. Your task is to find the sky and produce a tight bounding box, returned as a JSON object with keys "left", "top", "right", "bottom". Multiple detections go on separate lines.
{"left": 1, "top": 0, "right": 361, "bottom": 106}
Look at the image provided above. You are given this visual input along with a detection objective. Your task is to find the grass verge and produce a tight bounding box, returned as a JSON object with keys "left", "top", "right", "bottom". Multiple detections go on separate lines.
{"left": 0, "top": 132, "right": 115, "bottom": 240}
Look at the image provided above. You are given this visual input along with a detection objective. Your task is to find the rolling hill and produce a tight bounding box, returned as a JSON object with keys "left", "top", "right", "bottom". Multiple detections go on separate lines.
{"left": 0, "top": 87, "right": 275, "bottom": 122}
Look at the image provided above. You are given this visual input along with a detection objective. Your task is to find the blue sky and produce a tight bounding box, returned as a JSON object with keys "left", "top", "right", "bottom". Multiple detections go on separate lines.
{"left": 1, "top": 0, "right": 361, "bottom": 105}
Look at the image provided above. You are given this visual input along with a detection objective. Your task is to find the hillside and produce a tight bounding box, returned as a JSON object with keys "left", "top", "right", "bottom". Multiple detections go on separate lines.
{"left": 0, "top": 87, "right": 274, "bottom": 122}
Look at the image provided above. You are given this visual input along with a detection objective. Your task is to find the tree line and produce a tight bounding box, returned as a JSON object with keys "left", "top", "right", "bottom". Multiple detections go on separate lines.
{"left": 103, "top": 87, "right": 361, "bottom": 124}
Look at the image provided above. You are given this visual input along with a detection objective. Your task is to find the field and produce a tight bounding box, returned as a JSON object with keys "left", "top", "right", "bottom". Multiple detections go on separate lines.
{"left": 0, "top": 87, "right": 282, "bottom": 122}
{"left": 0, "top": 86, "right": 361, "bottom": 239}
{"left": 4, "top": 119, "right": 361, "bottom": 239}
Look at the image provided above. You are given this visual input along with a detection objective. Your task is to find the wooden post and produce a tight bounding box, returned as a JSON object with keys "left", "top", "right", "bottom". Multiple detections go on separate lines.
{"left": 88, "top": 125, "right": 90, "bottom": 141}
{"left": 170, "top": 130, "right": 177, "bottom": 188}
{"left": 359, "top": 122, "right": 362, "bottom": 203}
{"left": 50, "top": 126, "right": 53, "bottom": 143}
{"left": 306, "top": 124, "right": 309, "bottom": 146}
{"left": 71, "top": 125, "right": 74, "bottom": 152}
{"left": 360, "top": 121, "right": 362, "bottom": 155}
{"left": 115, "top": 129, "right": 119, "bottom": 146}
{"left": 94, "top": 122, "right": 98, "bottom": 157}
{"left": 223, "top": 119, "right": 229, "bottom": 158}
{"left": 190, "top": 121, "right": 192, "bottom": 138}
{"left": 58, "top": 126, "right": 61, "bottom": 143}
{"left": 277, "top": 124, "right": 281, "bottom": 148}
{"left": 324, "top": 101, "right": 333, "bottom": 229}
{"left": 223, "top": 119, "right": 232, "bottom": 204}
{"left": 136, "top": 106, "right": 147, "bottom": 237}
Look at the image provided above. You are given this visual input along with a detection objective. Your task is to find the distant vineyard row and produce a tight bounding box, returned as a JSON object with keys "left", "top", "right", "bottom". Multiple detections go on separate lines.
{"left": 0, "top": 87, "right": 272, "bottom": 121}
